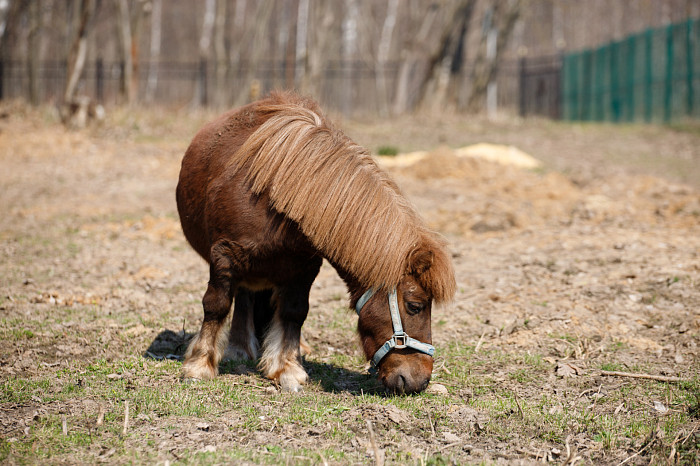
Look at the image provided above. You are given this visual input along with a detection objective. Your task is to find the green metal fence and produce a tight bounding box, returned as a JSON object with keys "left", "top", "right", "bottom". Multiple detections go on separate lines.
{"left": 562, "top": 18, "right": 700, "bottom": 123}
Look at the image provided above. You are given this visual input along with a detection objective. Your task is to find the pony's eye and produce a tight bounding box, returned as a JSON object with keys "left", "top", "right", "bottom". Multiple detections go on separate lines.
{"left": 406, "top": 302, "right": 425, "bottom": 315}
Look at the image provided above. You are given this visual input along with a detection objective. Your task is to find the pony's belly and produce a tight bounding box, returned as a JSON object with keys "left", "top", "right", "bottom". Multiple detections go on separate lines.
{"left": 240, "top": 278, "right": 275, "bottom": 291}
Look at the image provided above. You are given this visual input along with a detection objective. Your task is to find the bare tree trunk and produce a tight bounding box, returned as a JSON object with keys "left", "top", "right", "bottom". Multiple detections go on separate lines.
{"left": 276, "top": 0, "right": 292, "bottom": 88}
{"left": 214, "top": 0, "right": 227, "bottom": 106}
{"left": 342, "top": 0, "right": 359, "bottom": 115}
{"left": 295, "top": 0, "right": 309, "bottom": 91}
{"left": 467, "top": 0, "right": 520, "bottom": 112}
{"left": 0, "top": 0, "right": 27, "bottom": 62}
{"left": 235, "top": 0, "right": 273, "bottom": 105}
{"left": 392, "top": 3, "right": 441, "bottom": 115}
{"left": 305, "top": 0, "right": 332, "bottom": 99}
{"left": 418, "top": 0, "right": 474, "bottom": 112}
{"left": 27, "top": 0, "right": 41, "bottom": 105}
{"left": 129, "top": 0, "right": 147, "bottom": 104}
{"left": 145, "top": 0, "right": 162, "bottom": 103}
{"left": 115, "top": 0, "right": 133, "bottom": 104}
{"left": 64, "top": 0, "right": 93, "bottom": 104}
{"left": 195, "top": 0, "right": 216, "bottom": 107}
{"left": 375, "top": 0, "right": 398, "bottom": 116}
{"left": 228, "top": 0, "right": 247, "bottom": 104}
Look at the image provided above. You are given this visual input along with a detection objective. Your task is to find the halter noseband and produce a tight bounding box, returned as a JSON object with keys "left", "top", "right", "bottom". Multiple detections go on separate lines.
{"left": 355, "top": 288, "right": 435, "bottom": 372}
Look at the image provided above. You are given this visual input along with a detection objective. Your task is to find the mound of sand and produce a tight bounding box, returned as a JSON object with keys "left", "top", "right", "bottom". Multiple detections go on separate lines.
{"left": 376, "top": 143, "right": 700, "bottom": 236}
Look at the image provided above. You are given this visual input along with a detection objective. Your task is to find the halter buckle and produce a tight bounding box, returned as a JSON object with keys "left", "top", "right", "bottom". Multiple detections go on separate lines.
{"left": 393, "top": 332, "right": 407, "bottom": 349}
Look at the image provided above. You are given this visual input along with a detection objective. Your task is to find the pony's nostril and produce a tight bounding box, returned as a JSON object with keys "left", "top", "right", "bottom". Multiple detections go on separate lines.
{"left": 397, "top": 375, "right": 406, "bottom": 391}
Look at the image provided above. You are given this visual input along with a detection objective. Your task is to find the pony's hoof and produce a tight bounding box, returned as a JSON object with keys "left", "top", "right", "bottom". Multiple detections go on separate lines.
{"left": 181, "top": 359, "right": 217, "bottom": 380}
{"left": 281, "top": 382, "right": 304, "bottom": 393}
{"left": 181, "top": 376, "right": 202, "bottom": 384}
{"left": 279, "top": 369, "right": 307, "bottom": 393}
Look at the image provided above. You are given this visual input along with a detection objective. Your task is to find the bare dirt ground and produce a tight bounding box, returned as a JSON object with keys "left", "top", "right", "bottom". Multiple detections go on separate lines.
{"left": 0, "top": 103, "right": 699, "bottom": 464}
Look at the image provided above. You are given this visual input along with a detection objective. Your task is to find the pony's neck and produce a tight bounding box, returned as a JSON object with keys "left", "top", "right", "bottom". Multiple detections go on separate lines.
{"left": 330, "top": 262, "right": 370, "bottom": 310}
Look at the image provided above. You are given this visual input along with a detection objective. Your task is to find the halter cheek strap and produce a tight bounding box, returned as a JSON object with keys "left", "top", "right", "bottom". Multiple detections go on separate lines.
{"left": 355, "top": 288, "right": 435, "bottom": 372}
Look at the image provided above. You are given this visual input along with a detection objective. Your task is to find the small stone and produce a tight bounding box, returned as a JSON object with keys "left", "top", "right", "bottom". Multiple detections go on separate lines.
{"left": 443, "top": 431, "right": 461, "bottom": 443}
{"left": 426, "top": 383, "right": 448, "bottom": 395}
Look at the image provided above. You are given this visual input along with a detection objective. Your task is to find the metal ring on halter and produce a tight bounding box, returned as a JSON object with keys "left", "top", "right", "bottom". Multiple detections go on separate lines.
{"left": 355, "top": 288, "right": 435, "bottom": 373}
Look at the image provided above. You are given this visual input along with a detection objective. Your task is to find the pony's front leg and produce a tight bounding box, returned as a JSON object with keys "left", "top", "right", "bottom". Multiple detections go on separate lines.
{"left": 182, "top": 243, "right": 235, "bottom": 380}
{"left": 259, "top": 285, "right": 312, "bottom": 392}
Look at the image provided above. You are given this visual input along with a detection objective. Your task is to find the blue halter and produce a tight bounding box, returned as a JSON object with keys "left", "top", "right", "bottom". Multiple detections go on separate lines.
{"left": 355, "top": 288, "right": 435, "bottom": 372}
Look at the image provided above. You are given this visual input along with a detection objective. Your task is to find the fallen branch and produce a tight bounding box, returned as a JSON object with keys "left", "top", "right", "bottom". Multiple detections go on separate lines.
{"left": 563, "top": 435, "right": 582, "bottom": 465}
{"left": 427, "top": 411, "right": 436, "bottom": 437}
{"left": 475, "top": 329, "right": 486, "bottom": 353}
{"left": 122, "top": 400, "right": 129, "bottom": 435}
{"left": 96, "top": 406, "right": 105, "bottom": 426}
{"left": 618, "top": 438, "right": 652, "bottom": 465}
{"left": 600, "top": 371, "right": 688, "bottom": 384}
{"left": 366, "top": 420, "right": 383, "bottom": 466}
{"left": 512, "top": 391, "right": 524, "bottom": 419}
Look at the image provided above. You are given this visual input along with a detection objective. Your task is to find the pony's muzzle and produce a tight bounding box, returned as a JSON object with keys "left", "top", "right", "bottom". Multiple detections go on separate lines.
{"left": 378, "top": 351, "right": 433, "bottom": 395}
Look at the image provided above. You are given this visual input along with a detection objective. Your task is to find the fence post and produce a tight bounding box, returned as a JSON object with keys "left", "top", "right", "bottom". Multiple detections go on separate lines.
{"left": 199, "top": 58, "right": 208, "bottom": 107}
{"left": 95, "top": 58, "right": 104, "bottom": 103}
{"left": 644, "top": 29, "right": 653, "bottom": 122}
{"left": 610, "top": 41, "right": 620, "bottom": 122}
{"left": 518, "top": 57, "right": 526, "bottom": 117}
{"left": 624, "top": 36, "right": 636, "bottom": 122}
{"left": 664, "top": 24, "right": 674, "bottom": 123}
{"left": 554, "top": 53, "right": 562, "bottom": 119}
{"left": 687, "top": 19, "right": 694, "bottom": 117}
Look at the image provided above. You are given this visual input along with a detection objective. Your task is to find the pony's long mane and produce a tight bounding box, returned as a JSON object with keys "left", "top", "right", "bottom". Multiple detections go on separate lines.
{"left": 229, "top": 92, "right": 455, "bottom": 302}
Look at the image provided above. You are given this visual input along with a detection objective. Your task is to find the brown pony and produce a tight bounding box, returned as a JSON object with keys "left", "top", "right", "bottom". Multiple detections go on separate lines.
{"left": 176, "top": 91, "right": 455, "bottom": 394}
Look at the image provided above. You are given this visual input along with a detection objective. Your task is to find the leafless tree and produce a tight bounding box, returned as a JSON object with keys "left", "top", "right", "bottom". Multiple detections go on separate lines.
{"left": 375, "top": 0, "right": 398, "bottom": 116}
{"left": 213, "top": 0, "right": 227, "bottom": 106}
{"left": 466, "top": 0, "right": 520, "bottom": 112}
{"left": 392, "top": 2, "right": 441, "bottom": 115}
{"left": 64, "top": 0, "right": 94, "bottom": 104}
{"left": 295, "top": 0, "right": 310, "bottom": 90}
{"left": 115, "top": 0, "right": 133, "bottom": 103}
{"left": 418, "top": 0, "right": 475, "bottom": 112}
{"left": 145, "top": 0, "right": 162, "bottom": 103}
{"left": 27, "top": 0, "right": 41, "bottom": 105}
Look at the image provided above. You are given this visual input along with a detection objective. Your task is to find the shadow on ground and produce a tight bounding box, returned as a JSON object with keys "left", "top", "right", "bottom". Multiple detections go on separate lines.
{"left": 143, "top": 330, "right": 386, "bottom": 394}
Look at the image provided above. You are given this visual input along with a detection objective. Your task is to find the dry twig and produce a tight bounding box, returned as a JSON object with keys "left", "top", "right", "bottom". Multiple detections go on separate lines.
{"left": 96, "top": 406, "right": 105, "bottom": 426}
{"left": 512, "top": 391, "right": 524, "bottom": 419}
{"left": 366, "top": 420, "right": 383, "bottom": 466}
{"left": 122, "top": 400, "right": 129, "bottom": 435}
{"left": 475, "top": 329, "right": 486, "bottom": 353}
{"left": 600, "top": 370, "right": 687, "bottom": 383}
{"left": 563, "top": 435, "right": 582, "bottom": 465}
{"left": 427, "top": 411, "right": 436, "bottom": 436}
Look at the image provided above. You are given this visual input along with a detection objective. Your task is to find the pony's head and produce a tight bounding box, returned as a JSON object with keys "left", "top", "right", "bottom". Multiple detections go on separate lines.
{"left": 356, "top": 242, "right": 455, "bottom": 394}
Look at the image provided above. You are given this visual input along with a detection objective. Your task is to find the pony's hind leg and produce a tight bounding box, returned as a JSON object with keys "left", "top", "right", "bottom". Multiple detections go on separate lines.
{"left": 182, "top": 243, "right": 235, "bottom": 380}
{"left": 259, "top": 284, "right": 314, "bottom": 392}
{"left": 224, "top": 288, "right": 260, "bottom": 361}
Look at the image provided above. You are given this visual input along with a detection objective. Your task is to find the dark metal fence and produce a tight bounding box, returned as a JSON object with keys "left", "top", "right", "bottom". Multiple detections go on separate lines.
{"left": 518, "top": 54, "right": 562, "bottom": 119}
{"left": 0, "top": 58, "right": 410, "bottom": 113}
{"left": 562, "top": 18, "right": 700, "bottom": 123}
{"left": 0, "top": 56, "right": 531, "bottom": 115}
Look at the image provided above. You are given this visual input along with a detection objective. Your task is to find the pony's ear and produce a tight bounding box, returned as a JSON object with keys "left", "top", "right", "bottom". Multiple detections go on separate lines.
{"left": 408, "top": 247, "right": 434, "bottom": 276}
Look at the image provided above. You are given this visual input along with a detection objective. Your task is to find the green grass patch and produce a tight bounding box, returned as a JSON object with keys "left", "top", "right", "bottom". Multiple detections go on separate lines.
{"left": 376, "top": 145, "right": 399, "bottom": 156}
